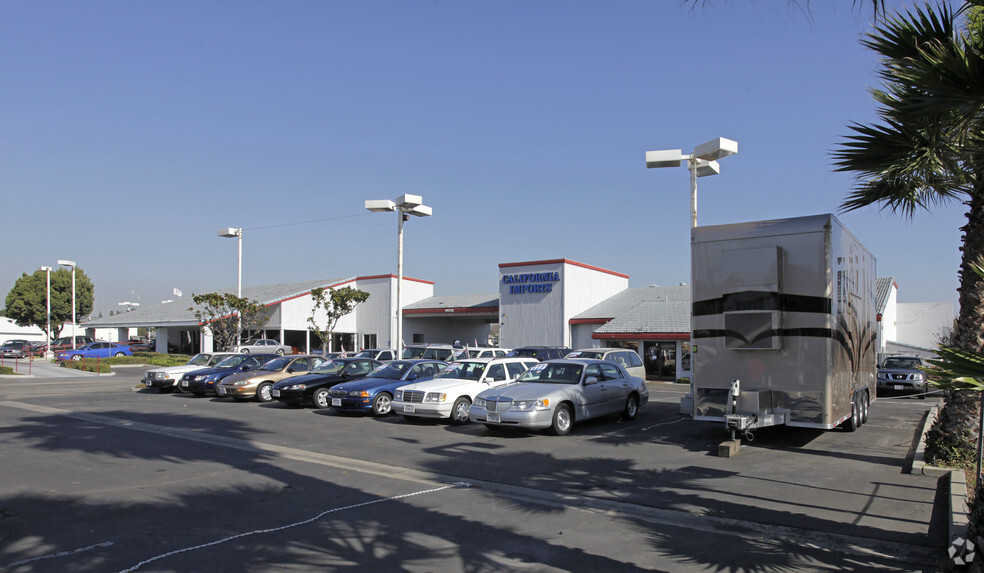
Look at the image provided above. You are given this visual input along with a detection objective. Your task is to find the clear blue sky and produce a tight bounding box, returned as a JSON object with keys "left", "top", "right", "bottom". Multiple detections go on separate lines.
{"left": 1, "top": 1, "right": 964, "bottom": 318}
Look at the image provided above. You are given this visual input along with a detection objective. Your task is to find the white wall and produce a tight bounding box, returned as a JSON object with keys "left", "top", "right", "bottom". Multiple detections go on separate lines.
{"left": 878, "top": 283, "right": 898, "bottom": 353}
{"left": 0, "top": 317, "right": 45, "bottom": 344}
{"left": 896, "top": 301, "right": 955, "bottom": 349}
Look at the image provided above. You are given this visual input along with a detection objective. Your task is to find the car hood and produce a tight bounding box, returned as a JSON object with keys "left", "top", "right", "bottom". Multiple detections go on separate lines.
{"left": 399, "top": 377, "right": 500, "bottom": 394}
{"left": 476, "top": 382, "right": 573, "bottom": 401}
{"left": 879, "top": 368, "right": 922, "bottom": 375}
{"left": 219, "top": 369, "right": 279, "bottom": 384}
{"left": 334, "top": 376, "right": 414, "bottom": 392}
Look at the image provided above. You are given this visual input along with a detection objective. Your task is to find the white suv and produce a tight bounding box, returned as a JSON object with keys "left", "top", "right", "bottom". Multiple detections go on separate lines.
{"left": 392, "top": 357, "right": 538, "bottom": 424}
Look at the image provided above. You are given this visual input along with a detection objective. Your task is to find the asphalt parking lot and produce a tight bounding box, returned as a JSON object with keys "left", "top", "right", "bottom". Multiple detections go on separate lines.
{"left": 0, "top": 366, "right": 948, "bottom": 572}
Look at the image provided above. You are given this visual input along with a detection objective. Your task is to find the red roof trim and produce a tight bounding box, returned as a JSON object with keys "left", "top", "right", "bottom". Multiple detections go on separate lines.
{"left": 569, "top": 318, "right": 610, "bottom": 325}
{"left": 591, "top": 332, "right": 689, "bottom": 341}
{"left": 498, "top": 259, "right": 629, "bottom": 279}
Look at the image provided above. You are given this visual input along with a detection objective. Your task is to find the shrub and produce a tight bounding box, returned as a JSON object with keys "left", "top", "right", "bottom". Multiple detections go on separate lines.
{"left": 59, "top": 360, "right": 111, "bottom": 374}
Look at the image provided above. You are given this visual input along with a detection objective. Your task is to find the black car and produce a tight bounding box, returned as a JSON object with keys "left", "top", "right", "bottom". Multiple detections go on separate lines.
{"left": 179, "top": 353, "right": 279, "bottom": 396}
{"left": 271, "top": 357, "right": 381, "bottom": 408}
{"left": 506, "top": 346, "right": 571, "bottom": 361}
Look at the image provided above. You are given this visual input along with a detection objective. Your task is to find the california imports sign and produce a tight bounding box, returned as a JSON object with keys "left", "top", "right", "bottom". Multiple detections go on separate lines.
{"left": 502, "top": 272, "right": 560, "bottom": 294}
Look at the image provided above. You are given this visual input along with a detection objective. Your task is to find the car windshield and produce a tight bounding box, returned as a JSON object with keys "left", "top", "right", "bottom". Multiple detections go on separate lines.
{"left": 435, "top": 361, "right": 486, "bottom": 381}
{"left": 215, "top": 355, "right": 248, "bottom": 368}
{"left": 567, "top": 350, "right": 605, "bottom": 359}
{"left": 312, "top": 360, "right": 346, "bottom": 375}
{"left": 187, "top": 354, "right": 211, "bottom": 366}
{"left": 260, "top": 357, "right": 292, "bottom": 371}
{"left": 369, "top": 361, "right": 411, "bottom": 380}
{"left": 883, "top": 357, "right": 923, "bottom": 369}
{"left": 517, "top": 363, "right": 583, "bottom": 385}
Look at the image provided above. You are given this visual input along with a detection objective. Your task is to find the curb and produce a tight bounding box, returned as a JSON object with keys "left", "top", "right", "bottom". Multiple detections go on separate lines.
{"left": 912, "top": 404, "right": 969, "bottom": 549}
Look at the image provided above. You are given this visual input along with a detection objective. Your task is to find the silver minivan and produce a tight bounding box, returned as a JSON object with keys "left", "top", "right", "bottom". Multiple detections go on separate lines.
{"left": 565, "top": 348, "right": 646, "bottom": 379}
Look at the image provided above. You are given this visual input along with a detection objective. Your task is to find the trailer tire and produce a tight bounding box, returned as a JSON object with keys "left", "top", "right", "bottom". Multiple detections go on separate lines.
{"left": 844, "top": 395, "right": 860, "bottom": 432}
{"left": 860, "top": 391, "right": 870, "bottom": 424}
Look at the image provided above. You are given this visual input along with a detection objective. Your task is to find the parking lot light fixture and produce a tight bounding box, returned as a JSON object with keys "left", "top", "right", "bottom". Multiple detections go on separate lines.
{"left": 218, "top": 227, "right": 244, "bottom": 348}
{"left": 38, "top": 266, "right": 52, "bottom": 358}
{"left": 365, "top": 195, "right": 432, "bottom": 353}
{"left": 645, "top": 137, "right": 738, "bottom": 228}
{"left": 57, "top": 260, "right": 77, "bottom": 349}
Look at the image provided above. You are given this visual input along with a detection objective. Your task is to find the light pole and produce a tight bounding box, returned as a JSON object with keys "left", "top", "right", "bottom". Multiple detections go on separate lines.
{"left": 38, "top": 266, "right": 52, "bottom": 358}
{"left": 645, "top": 137, "right": 738, "bottom": 228}
{"left": 365, "top": 194, "right": 432, "bottom": 355}
{"left": 57, "top": 260, "right": 77, "bottom": 349}
{"left": 218, "top": 227, "right": 243, "bottom": 348}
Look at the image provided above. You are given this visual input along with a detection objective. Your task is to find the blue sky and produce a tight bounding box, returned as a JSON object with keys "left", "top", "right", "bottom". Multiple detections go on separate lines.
{"left": 1, "top": 1, "right": 964, "bottom": 318}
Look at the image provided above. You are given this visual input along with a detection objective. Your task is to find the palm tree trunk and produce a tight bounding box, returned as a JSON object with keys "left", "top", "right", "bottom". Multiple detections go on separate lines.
{"left": 930, "top": 179, "right": 984, "bottom": 453}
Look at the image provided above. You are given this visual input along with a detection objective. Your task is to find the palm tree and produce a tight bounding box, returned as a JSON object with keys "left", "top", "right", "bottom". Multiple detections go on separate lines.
{"left": 832, "top": 2, "right": 984, "bottom": 456}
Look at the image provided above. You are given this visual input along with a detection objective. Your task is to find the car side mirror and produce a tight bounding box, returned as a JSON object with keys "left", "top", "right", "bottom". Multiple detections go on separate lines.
{"left": 584, "top": 375, "right": 599, "bottom": 385}
{"left": 286, "top": 368, "right": 295, "bottom": 373}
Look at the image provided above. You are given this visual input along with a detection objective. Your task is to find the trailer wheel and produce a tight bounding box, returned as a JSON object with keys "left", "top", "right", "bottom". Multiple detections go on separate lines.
{"left": 860, "top": 391, "right": 870, "bottom": 424}
{"left": 844, "top": 395, "right": 860, "bottom": 432}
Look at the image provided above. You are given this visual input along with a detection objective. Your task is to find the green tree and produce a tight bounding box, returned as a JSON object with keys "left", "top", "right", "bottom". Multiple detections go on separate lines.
{"left": 4, "top": 267, "right": 95, "bottom": 340}
{"left": 307, "top": 286, "right": 370, "bottom": 355}
{"left": 189, "top": 293, "right": 268, "bottom": 352}
{"left": 832, "top": 1, "right": 984, "bottom": 458}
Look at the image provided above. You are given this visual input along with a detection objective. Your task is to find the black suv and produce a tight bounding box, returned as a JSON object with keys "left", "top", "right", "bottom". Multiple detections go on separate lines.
{"left": 507, "top": 346, "right": 571, "bottom": 361}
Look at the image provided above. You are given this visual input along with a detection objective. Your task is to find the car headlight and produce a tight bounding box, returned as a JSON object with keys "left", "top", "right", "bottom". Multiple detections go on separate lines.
{"left": 194, "top": 375, "right": 206, "bottom": 381}
{"left": 877, "top": 373, "right": 888, "bottom": 380}
{"left": 424, "top": 392, "right": 446, "bottom": 403}
{"left": 350, "top": 390, "right": 369, "bottom": 397}
{"left": 473, "top": 397, "right": 487, "bottom": 408}
{"left": 913, "top": 373, "right": 924, "bottom": 381}
{"left": 511, "top": 399, "right": 549, "bottom": 410}
{"left": 394, "top": 390, "right": 403, "bottom": 400}
{"left": 288, "top": 383, "right": 307, "bottom": 390}
{"left": 232, "top": 381, "right": 249, "bottom": 387}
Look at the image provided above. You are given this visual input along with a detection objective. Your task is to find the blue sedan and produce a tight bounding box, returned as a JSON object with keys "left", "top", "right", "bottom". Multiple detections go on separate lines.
{"left": 57, "top": 341, "right": 133, "bottom": 361}
{"left": 328, "top": 359, "right": 447, "bottom": 416}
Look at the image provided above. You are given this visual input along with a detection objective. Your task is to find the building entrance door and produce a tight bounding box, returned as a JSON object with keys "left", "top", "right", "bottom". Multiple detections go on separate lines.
{"left": 643, "top": 341, "right": 677, "bottom": 379}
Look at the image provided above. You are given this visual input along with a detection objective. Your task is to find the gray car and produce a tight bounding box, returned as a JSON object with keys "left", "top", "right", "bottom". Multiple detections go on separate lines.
{"left": 468, "top": 358, "right": 649, "bottom": 435}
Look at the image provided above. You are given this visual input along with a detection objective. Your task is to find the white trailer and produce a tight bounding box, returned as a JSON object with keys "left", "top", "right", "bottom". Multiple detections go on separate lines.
{"left": 689, "top": 214, "right": 877, "bottom": 437}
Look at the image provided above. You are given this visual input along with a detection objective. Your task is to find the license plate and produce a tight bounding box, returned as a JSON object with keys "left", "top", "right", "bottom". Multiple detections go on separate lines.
{"left": 332, "top": 398, "right": 341, "bottom": 407}
{"left": 487, "top": 412, "right": 500, "bottom": 423}
{"left": 217, "top": 388, "right": 226, "bottom": 395}
{"left": 272, "top": 389, "right": 281, "bottom": 397}
{"left": 405, "top": 404, "right": 415, "bottom": 414}
{"left": 894, "top": 385, "right": 904, "bottom": 390}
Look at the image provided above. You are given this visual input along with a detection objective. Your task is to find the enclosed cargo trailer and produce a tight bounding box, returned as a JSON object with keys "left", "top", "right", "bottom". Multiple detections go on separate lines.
{"left": 689, "top": 214, "right": 877, "bottom": 436}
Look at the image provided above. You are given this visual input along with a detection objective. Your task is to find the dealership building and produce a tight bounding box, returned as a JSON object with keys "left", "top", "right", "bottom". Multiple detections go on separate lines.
{"left": 80, "top": 257, "right": 945, "bottom": 381}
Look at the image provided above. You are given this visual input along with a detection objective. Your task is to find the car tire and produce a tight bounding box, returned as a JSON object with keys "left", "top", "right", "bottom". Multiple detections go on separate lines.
{"left": 241, "top": 349, "right": 250, "bottom": 354}
{"left": 622, "top": 394, "right": 639, "bottom": 421}
{"left": 276, "top": 349, "right": 285, "bottom": 356}
{"left": 551, "top": 404, "right": 573, "bottom": 436}
{"left": 449, "top": 397, "right": 471, "bottom": 425}
{"left": 256, "top": 383, "right": 273, "bottom": 403}
{"left": 313, "top": 388, "right": 331, "bottom": 409}
{"left": 372, "top": 393, "right": 393, "bottom": 416}
{"left": 844, "top": 395, "right": 860, "bottom": 432}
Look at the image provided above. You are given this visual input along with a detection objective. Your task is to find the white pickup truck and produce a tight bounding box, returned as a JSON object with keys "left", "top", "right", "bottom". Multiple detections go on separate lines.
{"left": 141, "top": 352, "right": 238, "bottom": 393}
{"left": 392, "top": 357, "right": 538, "bottom": 424}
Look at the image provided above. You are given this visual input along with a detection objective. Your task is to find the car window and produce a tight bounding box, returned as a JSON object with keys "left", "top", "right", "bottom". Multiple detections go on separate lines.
{"left": 518, "top": 363, "right": 582, "bottom": 384}
{"left": 436, "top": 361, "right": 485, "bottom": 381}
{"left": 485, "top": 363, "right": 506, "bottom": 381}
{"left": 505, "top": 362, "right": 528, "bottom": 379}
{"left": 626, "top": 352, "right": 643, "bottom": 367}
{"left": 584, "top": 364, "right": 603, "bottom": 382}
{"left": 599, "top": 363, "right": 623, "bottom": 380}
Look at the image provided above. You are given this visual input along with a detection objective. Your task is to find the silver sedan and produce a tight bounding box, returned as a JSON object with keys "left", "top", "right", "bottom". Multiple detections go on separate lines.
{"left": 468, "top": 358, "right": 649, "bottom": 435}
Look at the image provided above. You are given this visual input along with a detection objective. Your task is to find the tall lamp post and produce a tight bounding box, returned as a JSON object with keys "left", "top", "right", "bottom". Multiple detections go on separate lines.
{"left": 38, "top": 266, "right": 52, "bottom": 358}
{"left": 218, "top": 227, "right": 244, "bottom": 349}
{"left": 365, "top": 194, "right": 432, "bottom": 354}
{"left": 57, "top": 260, "right": 77, "bottom": 350}
{"left": 645, "top": 137, "right": 738, "bottom": 228}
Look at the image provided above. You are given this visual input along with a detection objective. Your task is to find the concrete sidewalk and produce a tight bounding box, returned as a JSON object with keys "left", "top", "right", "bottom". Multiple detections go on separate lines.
{"left": 0, "top": 358, "right": 109, "bottom": 378}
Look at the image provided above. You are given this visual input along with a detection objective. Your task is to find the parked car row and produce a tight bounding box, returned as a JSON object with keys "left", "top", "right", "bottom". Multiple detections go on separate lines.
{"left": 140, "top": 347, "right": 651, "bottom": 436}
